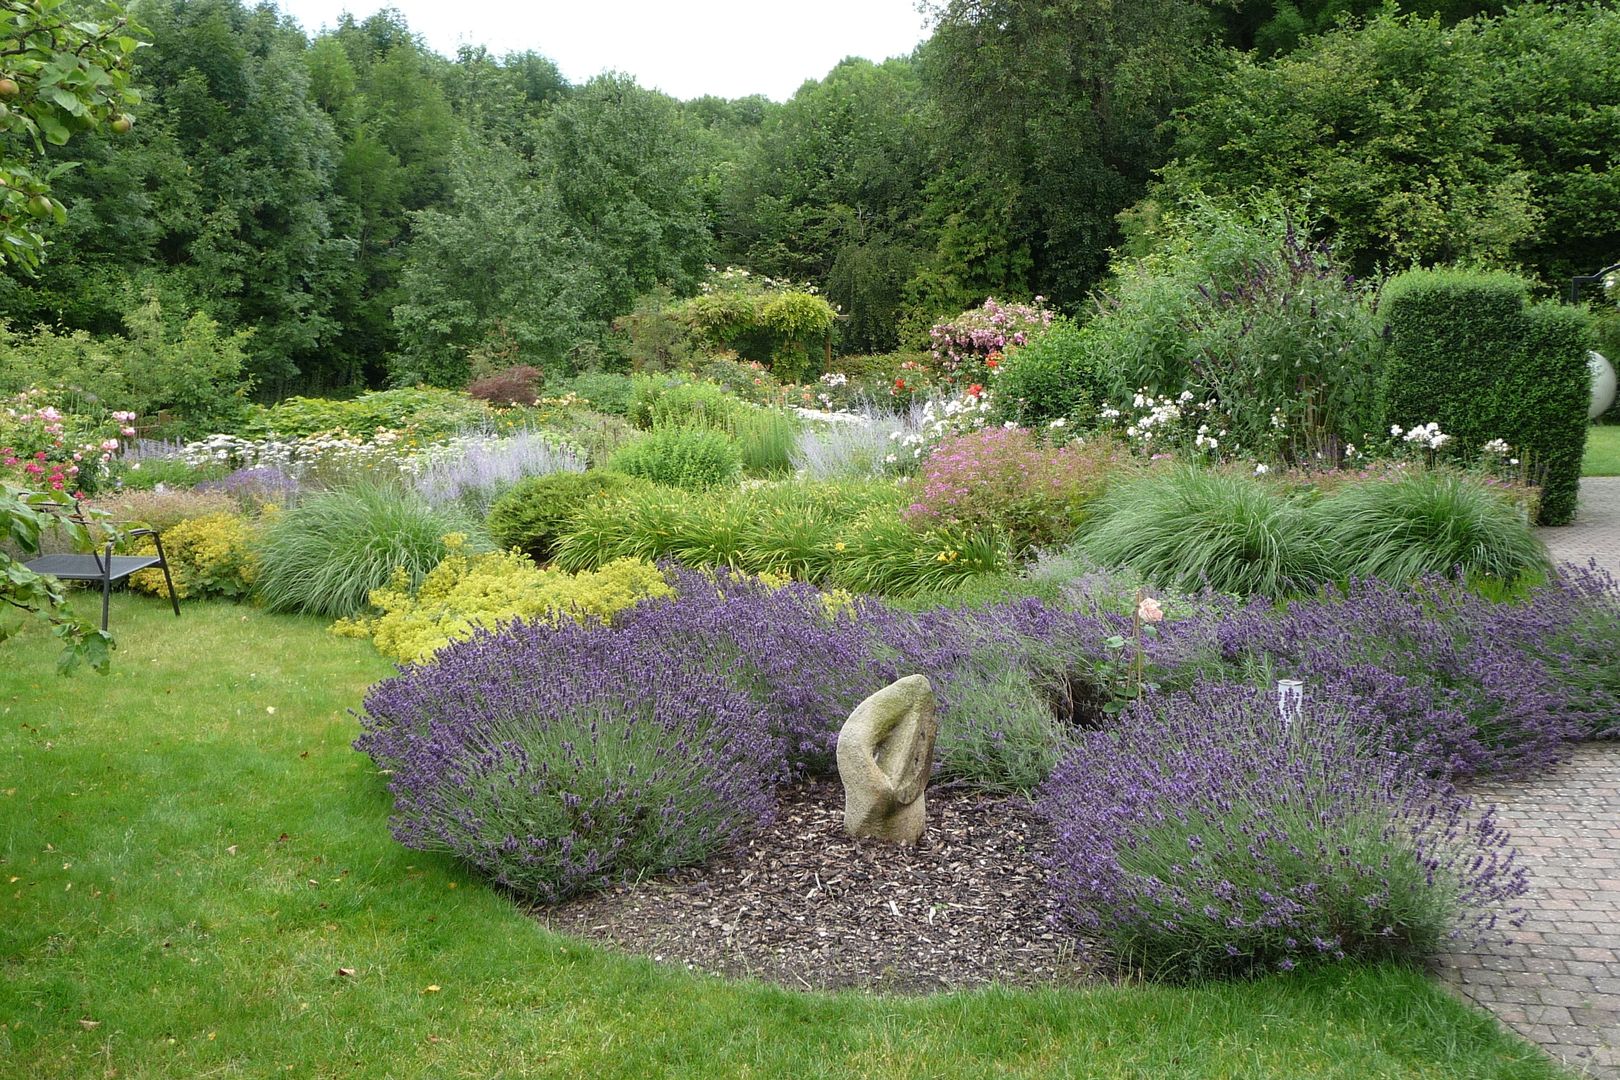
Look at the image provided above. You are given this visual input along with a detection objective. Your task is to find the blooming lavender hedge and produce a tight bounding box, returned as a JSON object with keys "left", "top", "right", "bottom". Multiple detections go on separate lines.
{"left": 356, "top": 616, "right": 781, "bottom": 903}
{"left": 1038, "top": 682, "right": 1529, "bottom": 980}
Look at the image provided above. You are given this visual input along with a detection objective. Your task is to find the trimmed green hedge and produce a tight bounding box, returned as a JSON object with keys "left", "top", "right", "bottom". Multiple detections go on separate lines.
{"left": 1380, "top": 268, "right": 1591, "bottom": 525}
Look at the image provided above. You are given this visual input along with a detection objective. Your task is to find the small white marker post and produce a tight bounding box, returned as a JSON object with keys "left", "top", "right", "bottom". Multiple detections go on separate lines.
{"left": 1276, "top": 679, "right": 1304, "bottom": 725}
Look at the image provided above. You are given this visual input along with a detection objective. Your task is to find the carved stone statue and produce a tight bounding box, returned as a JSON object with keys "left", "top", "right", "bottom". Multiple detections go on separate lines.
{"left": 836, "top": 674, "right": 937, "bottom": 844}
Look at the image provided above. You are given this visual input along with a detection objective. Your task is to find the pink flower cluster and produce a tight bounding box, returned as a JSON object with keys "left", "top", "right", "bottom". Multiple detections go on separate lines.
{"left": 928, "top": 297, "right": 1055, "bottom": 386}
{"left": 903, "top": 426, "right": 1125, "bottom": 551}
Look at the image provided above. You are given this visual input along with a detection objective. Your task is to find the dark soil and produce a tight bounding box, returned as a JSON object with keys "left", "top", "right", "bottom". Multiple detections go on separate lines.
{"left": 531, "top": 779, "right": 1097, "bottom": 993}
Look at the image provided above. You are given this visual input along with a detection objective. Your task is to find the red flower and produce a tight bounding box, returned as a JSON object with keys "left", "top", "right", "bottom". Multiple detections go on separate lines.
{"left": 966, "top": 383, "right": 985, "bottom": 398}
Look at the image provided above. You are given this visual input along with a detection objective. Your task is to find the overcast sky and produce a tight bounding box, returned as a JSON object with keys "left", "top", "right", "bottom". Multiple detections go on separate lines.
{"left": 274, "top": 0, "right": 935, "bottom": 101}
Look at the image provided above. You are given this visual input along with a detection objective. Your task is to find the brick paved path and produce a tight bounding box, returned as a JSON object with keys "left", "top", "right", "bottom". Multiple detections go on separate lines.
{"left": 1438, "top": 746, "right": 1620, "bottom": 1078}
{"left": 1539, "top": 477, "right": 1620, "bottom": 581}
{"left": 1437, "top": 479, "right": 1620, "bottom": 1077}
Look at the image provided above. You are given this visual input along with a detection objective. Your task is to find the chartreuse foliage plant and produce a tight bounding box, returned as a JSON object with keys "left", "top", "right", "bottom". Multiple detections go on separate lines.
{"left": 254, "top": 482, "right": 477, "bottom": 617}
{"left": 0, "top": 596, "right": 1563, "bottom": 1078}
{"left": 1380, "top": 268, "right": 1591, "bottom": 524}
{"left": 129, "top": 511, "right": 259, "bottom": 600}
{"left": 334, "top": 544, "right": 672, "bottom": 665}
{"left": 250, "top": 387, "right": 492, "bottom": 440}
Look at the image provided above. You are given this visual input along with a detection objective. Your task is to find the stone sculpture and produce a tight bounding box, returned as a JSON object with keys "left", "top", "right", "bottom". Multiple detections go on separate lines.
{"left": 836, "top": 674, "right": 937, "bottom": 844}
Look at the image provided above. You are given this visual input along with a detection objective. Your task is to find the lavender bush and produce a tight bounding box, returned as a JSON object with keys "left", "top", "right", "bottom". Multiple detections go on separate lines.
{"left": 357, "top": 615, "right": 781, "bottom": 903}
{"left": 1211, "top": 574, "right": 1606, "bottom": 776}
{"left": 196, "top": 465, "right": 300, "bottom": 508}
{"left": 1039, "top": 682, "right": 1528, "bottom": 980}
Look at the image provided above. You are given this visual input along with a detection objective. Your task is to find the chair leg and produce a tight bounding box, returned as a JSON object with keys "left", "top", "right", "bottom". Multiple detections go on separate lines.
{"left": 101, "top": 569, "right": 112, "bottom": 633}
{"left": 152, "top": 534, "right": 181, "bottom": 617}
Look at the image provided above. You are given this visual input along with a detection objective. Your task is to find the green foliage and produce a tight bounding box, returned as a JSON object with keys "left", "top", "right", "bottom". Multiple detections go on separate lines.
{"left": 627, "top": 375, "right": 740, "bottom": 431}
{"left": 0, "top": 0, "right": 143, "bottom": 272}
{"left": 1379, "top": 267, "right": 1592, "bottom": 524}
{"left": 934, "top": 666, "right": 1072, "bottom": 794}
{"left": 1080, "top": 467, "right": 1332, "bottom": 598}
{"left": 335, "top": 546, "right": 671, "bottom": 664}
{"left": 607, "top": 427, "right": 742, "bottom": 491}
{"left": 253, "top": 387, "right": 489, "bottom": 440}
{"left": 1161, "top": 10, "right": 1539, "bottom": 275}
{"left": 0, "top": 484, "right": 115, "bottom": 672}
{"left": 563, "top": 372, "right": 634, "bottom": 415}
{"left": 673, "top": 269, "right": 836, "bottom": 379}
{"left": 1086, "top": 203, "right": 1386, "bottom": 455}
{"left": 919, "top": 0, "right": 1213, "bottom": 308}
{"left": 254, "top": 482, "right": 476, "bottom": 617}
{"left": 129, "top": 510, "right": 257, "bottom": 599}
{"left": 0, "top": 295, "right": 253, "bottom": 437}
{"left": 1318, "top": 470, "right": 1550, "bottom": 586}
{"left": 989, "top": 320, "right": 1102, "bottom": 427}
{"left": 551, "top": 478, "right": 1010, "bottom": 598}
{"left": 485, "top": 470, "right": 649, "bottom": 564}
{"left": 727, "top": 406, "right": 798, "bottom": 477}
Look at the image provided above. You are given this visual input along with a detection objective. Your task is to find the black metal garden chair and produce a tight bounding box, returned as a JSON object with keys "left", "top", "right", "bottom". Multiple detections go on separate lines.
{"left": 22, "top": 502, "right": 180, "bottom": 632}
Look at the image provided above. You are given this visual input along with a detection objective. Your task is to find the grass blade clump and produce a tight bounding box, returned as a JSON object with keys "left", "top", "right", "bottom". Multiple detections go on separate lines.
{"left": 1039, "top": 682, "right": 1528, "bottom": 981}
{"left": 607, "top": 426, "right": 742, "bottom": 490}
{"left": 255, "top": 481, "right": 474, "bottom": 617}
{"left": 1319, "top": 469, "right": 1550, "bottom": 585}
{"left": 1079, "top": 467, "right": 1330, "bottom": 597}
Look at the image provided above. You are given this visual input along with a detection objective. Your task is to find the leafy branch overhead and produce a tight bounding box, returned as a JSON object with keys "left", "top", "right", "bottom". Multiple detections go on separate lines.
{"left": 0, "top": 0, "right": 143, "bottom": 271}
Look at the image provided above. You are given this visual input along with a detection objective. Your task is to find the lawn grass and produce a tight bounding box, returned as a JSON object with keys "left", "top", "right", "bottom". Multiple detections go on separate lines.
{"left": 0, "top": 595, "right": 1568, "bottom": 1079}
{"left": 1585, "top": 423, "right": 1620, "bottom": 476}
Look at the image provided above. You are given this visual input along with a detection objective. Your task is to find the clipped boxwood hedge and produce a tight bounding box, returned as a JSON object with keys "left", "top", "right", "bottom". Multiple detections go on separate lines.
{"left": 1380, "top": 268, "right": 1591, "bottom": 525}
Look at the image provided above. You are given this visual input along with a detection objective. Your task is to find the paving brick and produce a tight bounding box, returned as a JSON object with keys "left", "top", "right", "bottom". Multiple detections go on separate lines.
{"left": 1438, "top": 736, "right": 1620, "bottom": 1079}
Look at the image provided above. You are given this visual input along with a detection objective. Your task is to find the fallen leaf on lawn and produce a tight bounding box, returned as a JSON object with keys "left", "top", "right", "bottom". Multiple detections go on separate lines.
{"left": 423, "top": 985, "right": 441, "bottom": 994}
{"left": 307, "top": 879, "right": 319, "bottom": 888}
{"left": 266, "top": 707, "right": 276, "bottom": 715}
{"left": 3, "top": 788, "right": 15, "bottom": 796}
{"left": 336, "top": 967, "right": 355, "bottom": 978}
{"left": 226, "top": 845, "right": 237, "bottom": 856}
{"left": 79, "top": 1019, "right": 100, "bottom": 1030}
{"left": 207, "top": 1031, "right": 216, "bottom": 1041}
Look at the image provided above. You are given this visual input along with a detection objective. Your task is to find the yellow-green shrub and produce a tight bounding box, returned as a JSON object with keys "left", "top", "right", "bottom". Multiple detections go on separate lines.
{"left": 130, "top": 512, "right": 259, "bottom": 600}
{"left": 337, "top": 545, "right": 673, "bottom": 664}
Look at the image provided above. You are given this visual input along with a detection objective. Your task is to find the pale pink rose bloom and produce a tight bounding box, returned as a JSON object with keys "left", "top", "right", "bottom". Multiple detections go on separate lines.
{"left": 1136, "top": 597, "right": 1165, "bottom": 624}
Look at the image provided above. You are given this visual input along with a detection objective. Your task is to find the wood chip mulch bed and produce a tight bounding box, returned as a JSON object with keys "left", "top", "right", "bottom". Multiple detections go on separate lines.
{"left": 531, "top": 779, "right": 1099, "bottom": 993}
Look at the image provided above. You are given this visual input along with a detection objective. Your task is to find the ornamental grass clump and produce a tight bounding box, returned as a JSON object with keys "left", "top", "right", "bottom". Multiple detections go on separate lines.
{"left": 1080, "top": 467, "right": 1331, "bottom": 597}
{"left": 409, "top": 431, "right": 583, "bottom": 516}
{"left": 356, "top": 618, "right": 780, "bottom": 903}
{"left": 1318, "top": 469, "right": 1550, "bottom": 585}
{"left": 1039, "top": 682, "right": 1528, "bottom": 982}
{"left": 255, "top": 482, "right": 476, "bottom": 617}
{"left": 905, "top": 428, "right": 1126, "bottom": 553}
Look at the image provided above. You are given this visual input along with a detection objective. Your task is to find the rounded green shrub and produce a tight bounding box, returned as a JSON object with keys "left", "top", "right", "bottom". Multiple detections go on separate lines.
{"left": 627, "top": 376, "right": 741, "bottom": 430}
{"left": 254, "top": 482, "right": 474, "bottom": 617}
{"left": 487, "top": 471, "right": 649, "bottom": 563}
{"left": 1079, "top": 467, "right": 1331, "bottom": 597}
{"left": 608, "top": 427, "right": 742, "bottom": 490}
{"left": 1319, "top": 469, "right": 1551, "bottom": 585}
{"left": 990, "top": 320, "right": 1102, "bottom": 427}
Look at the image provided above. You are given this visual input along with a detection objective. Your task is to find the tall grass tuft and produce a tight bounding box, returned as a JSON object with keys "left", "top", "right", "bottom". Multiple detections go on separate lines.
{"left": 1319, "top": 469, "right": 1550, "bottom": 585}
{"left": 1079, "top": 467, "right": 1330, "bottom": 597}
{"left": 726, "top": 406, "right": 799, "bottom": 476}
{"left": 255, "top": 481, "right": 477, "bottom": 617}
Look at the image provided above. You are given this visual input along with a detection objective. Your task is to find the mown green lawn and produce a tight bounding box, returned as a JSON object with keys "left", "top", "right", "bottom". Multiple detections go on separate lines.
{"left": 0, "top": 595, "right": 1567, "bottom": 1079}
{"left": 1585, "top": 424, "right": 1620, "bottom": 476}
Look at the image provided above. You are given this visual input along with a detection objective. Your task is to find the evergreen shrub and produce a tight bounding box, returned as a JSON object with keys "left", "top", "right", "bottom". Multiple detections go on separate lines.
{"left": 1380, "top": 268, "right": 1591, "bottom": 524}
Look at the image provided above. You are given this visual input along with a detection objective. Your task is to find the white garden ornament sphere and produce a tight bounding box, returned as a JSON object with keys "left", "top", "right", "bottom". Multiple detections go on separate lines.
{"left": 1592, "top": 351, "right": 1618, "bottom": 420}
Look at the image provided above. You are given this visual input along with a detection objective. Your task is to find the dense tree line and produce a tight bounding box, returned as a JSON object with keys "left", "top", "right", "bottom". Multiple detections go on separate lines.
{"left": 2, "top": 0, "right": 1615, "bottom": 394}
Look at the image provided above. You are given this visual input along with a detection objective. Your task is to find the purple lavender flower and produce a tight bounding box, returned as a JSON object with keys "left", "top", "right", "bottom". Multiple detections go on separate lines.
{"left": 1038, "top": 681, "right": 1528, "bottom": 980}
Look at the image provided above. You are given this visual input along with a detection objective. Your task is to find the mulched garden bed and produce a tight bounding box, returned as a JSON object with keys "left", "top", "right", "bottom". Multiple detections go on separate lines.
{"left": 531, "top": 779, "right": 1098, "bottom": 993}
